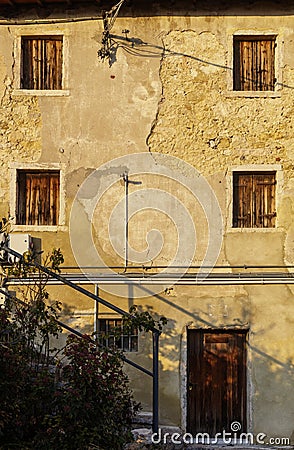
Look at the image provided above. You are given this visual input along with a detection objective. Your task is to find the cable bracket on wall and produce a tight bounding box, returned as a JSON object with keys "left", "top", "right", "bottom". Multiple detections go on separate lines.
{"left": 97, "top": 0, "right": 125, "bottom": 66}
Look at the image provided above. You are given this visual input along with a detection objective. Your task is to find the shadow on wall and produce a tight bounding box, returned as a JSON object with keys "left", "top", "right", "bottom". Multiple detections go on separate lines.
{"left": 129, "top": 284, "right": 293, "bottom": 439}
{"left": 99, "top": 31, "right": 294, "bottom": 92}
{"left": 50, "top": 285, "right": 293, "bottom": 441}
{"left": 251, "top": 346, "right": 294, "bottom": 441}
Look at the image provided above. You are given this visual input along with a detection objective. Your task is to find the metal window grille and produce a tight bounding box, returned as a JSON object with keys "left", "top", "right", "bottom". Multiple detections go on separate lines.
{"left": 16, "top": 170, "right": 60, "bottom": 226}
{"left": 97, "top": 318, "right": 138, "bottom": 352}
{"left": 21, "top": 36, "right": 63, "bottom": 90}
{"left": 233, "top": 36, "right": 276, "bottom": 91}
{"left": 233, "top": 172, "right": 276, "bottom": 228}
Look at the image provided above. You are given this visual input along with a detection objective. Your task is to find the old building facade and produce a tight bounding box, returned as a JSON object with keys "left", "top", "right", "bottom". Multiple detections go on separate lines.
{"left": 0, "top": 0, "right": 293, "bottom": 443}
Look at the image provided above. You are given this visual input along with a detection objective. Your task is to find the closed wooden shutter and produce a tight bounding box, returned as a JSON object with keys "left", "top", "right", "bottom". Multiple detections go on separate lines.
{"left": 233, "top": 172, "right": 276, "bottom": 228}
{"left": 21, "top": 37, "right": 63, "bottom": 90}
{"left": 17, "top": 171, "right": 60, "bottom": 226}
{"left": 233, "top": 36, "right": 275, "bottom": 91}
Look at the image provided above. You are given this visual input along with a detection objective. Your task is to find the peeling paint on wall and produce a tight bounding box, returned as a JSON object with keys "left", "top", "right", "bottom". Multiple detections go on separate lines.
{"left": 0, "top": 78, "right": 41, "bottom": 208}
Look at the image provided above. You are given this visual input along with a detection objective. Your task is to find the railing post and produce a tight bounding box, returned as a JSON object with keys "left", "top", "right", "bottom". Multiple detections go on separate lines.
{"left": 152, "top": 330, "right": 160, "bottom": 434}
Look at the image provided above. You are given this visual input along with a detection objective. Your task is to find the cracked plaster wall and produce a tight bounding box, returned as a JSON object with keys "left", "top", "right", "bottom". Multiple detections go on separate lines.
{"left": 0, "top": 83, "right": 42, "bottom": 210}
{"left": 0, "top": 9, "right": 293, "bottom": 438}
{"left": 148, "top": 24, "right": 294, "bottom": 265}
{"left": 147, "top": 21, "right": 294, "bottom": 435}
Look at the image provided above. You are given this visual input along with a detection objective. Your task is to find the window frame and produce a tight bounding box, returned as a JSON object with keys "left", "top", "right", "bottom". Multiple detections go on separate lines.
{"left": 226, "top": 31, "right": 283, "bottom": 98}
{"left": 232, "top": 171, "right": 276, "bottom": 228}
{"left": 96, "top": 318, "right": 139, "bottom": 353}
{"left": 10, "top": 163, "right": 66, "bottom": 231}
{"left": 13, "top": 33, "right": 69, "bottom": 97}
{"left": 16, "top": 170, "right": 60, "bottom": 226}
{"left": 233, "top": 35, "right": 276, "bottom": 92}
{"left": 227, "top": 165, "right": 282, "bottom": 232}
{"left": 20, "top": 35, "right": 63, "bottom": 91}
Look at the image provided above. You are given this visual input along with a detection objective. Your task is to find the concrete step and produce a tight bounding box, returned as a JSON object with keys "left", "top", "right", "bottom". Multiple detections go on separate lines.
{"left": 132, "top": 411, "right": 153, "bottom": 427}
{"left": 129, "top": 426, "right": 293, "bottom": 450}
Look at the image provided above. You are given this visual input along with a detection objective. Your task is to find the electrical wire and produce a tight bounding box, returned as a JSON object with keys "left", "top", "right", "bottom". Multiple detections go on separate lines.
{"left": 121, "top": 44, "right": 162, "bottom": 58}
{"left": 0, "top": 16, "right": 103, "bottom": 25}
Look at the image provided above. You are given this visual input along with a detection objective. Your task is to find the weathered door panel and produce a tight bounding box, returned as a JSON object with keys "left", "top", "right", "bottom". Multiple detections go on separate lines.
{"left": 187, "top": 329, "right": 247, "bottom": 435}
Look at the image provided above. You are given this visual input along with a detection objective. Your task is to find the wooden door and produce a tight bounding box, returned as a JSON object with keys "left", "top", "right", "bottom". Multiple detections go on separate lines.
{"left": 187, "top": 329, "right": 247, "bottom": 435}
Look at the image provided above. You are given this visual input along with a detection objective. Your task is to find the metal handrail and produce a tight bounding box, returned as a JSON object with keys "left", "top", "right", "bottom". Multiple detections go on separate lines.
{"left": 1, "top": 245, "right": 160, "bottom": 433}
{"left": 0, "top": 286, "right": 153, "bottom": 376}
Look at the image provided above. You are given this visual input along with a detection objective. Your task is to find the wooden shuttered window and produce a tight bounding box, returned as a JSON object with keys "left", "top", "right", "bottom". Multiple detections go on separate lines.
{"left": 17, "top": 171, "right": 60, "bottom": 226}
{"left": 21, "top": 36, "right": 63, "bottom": 90}
{"left": 233, "top": 36, "right": 276, "bottom": 91}
{"left": 233, "top": 172, "right": 276, "bottom": 228}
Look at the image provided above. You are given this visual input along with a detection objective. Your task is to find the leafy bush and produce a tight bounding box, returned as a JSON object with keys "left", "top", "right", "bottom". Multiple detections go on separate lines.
{"left": 0, "top": 243, "right": 167, "bottom": 449}
{"left": 0, "top": 247, "right": 164, "bottom": 450}
{"left": 36, "top": 335, "right": 138, "bottom": 450}
{"left": 0, "top": 302, "right": 138, "bottom": 449}
{"left": 0, "top": 300, "right": 58, "bottom": 446}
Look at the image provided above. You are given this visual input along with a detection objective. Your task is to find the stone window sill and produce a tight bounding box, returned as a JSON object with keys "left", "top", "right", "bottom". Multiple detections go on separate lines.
{"left": 12, "top": 225, "right": 68, "bottom": 232}
{"left": 12, "top": 89, "right": 70, "bottom": 97}
{"left": 225, "top": 90, "right": 281, "bottom": 98}
{"left": 227, "top": 227, "right": 282, "bottom": 233}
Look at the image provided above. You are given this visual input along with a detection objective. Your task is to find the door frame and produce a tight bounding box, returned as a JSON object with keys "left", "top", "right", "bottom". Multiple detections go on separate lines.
{"left": 180, "top": 326, "right": 252, "bottom": 433}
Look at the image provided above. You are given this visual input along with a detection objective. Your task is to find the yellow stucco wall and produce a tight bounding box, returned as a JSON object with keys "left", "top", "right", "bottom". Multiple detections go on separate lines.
{"left": 0, "top": 2, "right": 293, "bottom": 441}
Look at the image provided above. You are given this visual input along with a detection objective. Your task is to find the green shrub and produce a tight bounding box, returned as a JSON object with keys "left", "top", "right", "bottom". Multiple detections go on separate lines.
{"left": 0, "top": 247, "right": 164, "bottom": 449}
{"left": 35, "top": 335, "right": 138, "bottom": 450}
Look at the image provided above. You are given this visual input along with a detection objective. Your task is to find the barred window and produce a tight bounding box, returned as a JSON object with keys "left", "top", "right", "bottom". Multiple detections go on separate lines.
{"left": 16, "top": 170, "right": 60, "bottom": 226}
{"left": 21, "top": 36, "right": 63, "bottom": 90}
{"left": 97, "top": 319, "right": 138, "bottom": 352}
{"left": 233, "top": 172, "right": 276, "bottom": 228}
{"left": 233, "top": 36, "right": 276, "bottom": 91}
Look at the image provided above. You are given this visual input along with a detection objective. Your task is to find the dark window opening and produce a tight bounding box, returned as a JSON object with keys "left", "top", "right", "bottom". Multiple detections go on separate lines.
{"left": 21, "top": 36, "right": 63, "bottom": 90}
{"left": 233, "top": 36, "right": 276, "bottom": 91}
{"left": 16, "top": 170, "right": 60, "bottom": 226}
{"left": 233, "top": 172, "right": 276, "bottom": 228}
{"left": 97, "top": 318, "right": 138, "bottom": 352}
